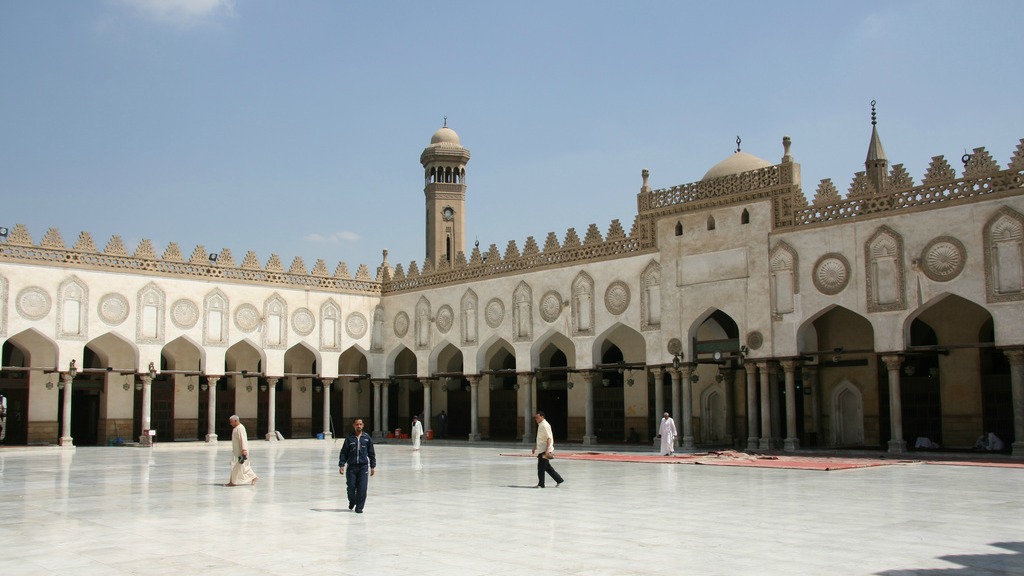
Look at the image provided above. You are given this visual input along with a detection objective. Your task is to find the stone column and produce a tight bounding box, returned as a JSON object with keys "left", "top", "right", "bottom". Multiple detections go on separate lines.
{"left": 678, "top": 364, "right": 695, "bottom": 449}
{"left": 372, "top": 379, "right": 383, "bottom": 437}
{"left": 59, "top": 371, "right": 75, "bottom": 447}
{"left": 745, "top": 362, "right": 758, "bottom": 450}
{"left": 381, "top": 379, "right": 390, "bottom": 435}
{"left": 757, "top": 361, "right": 772, "bottom": 450}
{"left": 321, "top": 379, "right": 334, "bottom": 439}
{"left": 206, "top": 376, "right": 219, "bottom": 443}
{"left": 1004, "top": 350, "right": 1024, "bottom": 458}
{"left": 803, "top": 367, "right": 820, "bottom": 447}
{"left": 422, "top": 379, "right": 433, "bottom": 435}
{"left": 651, "top": 367, "right": 665, "bottom": 439}
{"left": 720, "top": 366, "right": 735, "bottom": 441}
{"left": 265, "top": 378, "right": 279, "bottom": 441}
{"left": 669, "top": 367, "right": 681, "bottom": 446}
{"left": 467, "top": 375, "right": 481, "bottom": 442}
{"left": 519, "top": 373, "right": 534, "bottom": 444}
{"left": 781, "top": 360, "right": 799, "bottom": 451}
{"left": 580, "top": 370, "right": 597, "bottom": 445}
{"left": 882, "top": 355, "right": 907, "bottom": 454}
{"left": 139, "top": 374, "right": 154, "bottom": 446}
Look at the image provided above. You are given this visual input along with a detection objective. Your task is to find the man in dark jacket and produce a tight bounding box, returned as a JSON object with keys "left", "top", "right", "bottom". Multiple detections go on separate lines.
{"left": 338, "top": 418, "right": 376, "bottom": 513}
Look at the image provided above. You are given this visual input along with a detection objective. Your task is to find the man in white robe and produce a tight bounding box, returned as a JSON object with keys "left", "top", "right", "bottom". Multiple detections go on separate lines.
{"left": 411, "top": 416, "right": 424, "bottom": 450}
{"left": 659, "top": 412, "right": 677, "bottom": 456}
{"left": 226, "top": 415, "right": 258, "bottom": 486}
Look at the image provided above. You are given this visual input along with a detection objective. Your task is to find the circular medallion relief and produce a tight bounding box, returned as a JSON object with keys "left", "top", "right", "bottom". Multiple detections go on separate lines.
{"left": 540, "top": 291, "right": 562, "bottom": 323}
{"left": 234, "top": 303, "right": 261, "bottom": 333}
{"left": 346, "top": 312, "right": 368, "bottom": 339}
{"left": 920, "top": 236, "right": 966, "bottom": 282}
{"left": 605, "top": 281, "right": 630, "bottom": 315}
{"left": 171, "top": 299, "right": 200, "bottom": 329}
{"left": 485, "top": 298, "right": 505, "bottom": 328}
{"left": 394, "top": 311, "right": 410, "bottom": 338}
{"left": 98, "top": 293, "right": 130, "bottom": 326}
{"left": 16, "top": 287, "right": 51, "bottom": 321}
{"left": 813, "top": 253, "right": 851, "bottom": 296}
{"left": 292, "top": 308, "right": 315, "bottom": 336}
{"left": 667, "top": 338, "right": 683, "bottom": 356}
{"left": 746, "top": 331, "right": 764, "bottom": 351}
{"left": 436, "top": 305, "right": 454, "bottom": 334}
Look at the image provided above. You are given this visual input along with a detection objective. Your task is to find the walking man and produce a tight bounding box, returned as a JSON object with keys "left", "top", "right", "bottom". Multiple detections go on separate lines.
{"left": 226, "top": 415, "right": 258, "bottom": 486}
{"left": 411, "top": 415, "right": 423, "bottom": 450}
{"left": 339, "top": 418, "right": 376, "bottom": 513}
{"left": 532, "top": 411, "right": 563, "bottom": 488}
{"left": 659, "top": 411, "right": 678, "bottom": 456}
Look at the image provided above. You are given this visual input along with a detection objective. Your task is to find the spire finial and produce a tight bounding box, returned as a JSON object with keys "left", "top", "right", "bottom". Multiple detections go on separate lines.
{"left": 870, "top": 100, "right": 877, "bottom": 126}
{"left": 736, "top": 135, "right": 741, "bottom": 153}
{"left": 443, "top": 116, "right": 448, "bottom": 128}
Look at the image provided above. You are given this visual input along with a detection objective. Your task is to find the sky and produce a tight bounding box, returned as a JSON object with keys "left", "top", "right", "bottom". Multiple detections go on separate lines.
{"left": 2, "top": 1, "right": 1022, "bottom": 274}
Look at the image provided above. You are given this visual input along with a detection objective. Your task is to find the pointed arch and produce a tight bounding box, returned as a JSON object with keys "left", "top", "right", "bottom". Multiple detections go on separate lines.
{"left": 830, "top": 379, "right": 865, "bottom": 447}
{"left": 674, "top": 221, "right": 683, "bottom": 236}
{"left": 319, "top": 299, "right": 342, "bottom": 352}
{"left": 865, "top": 225, "right": 906, "bottom": 312}
{"left": 284, "top": 341, "right": 322, "bottom": 376}
{"left": 57, "top": 275, "right": 88, "bottom": 340}
{"left": 415, "top": 296, "right": 431, "bottom": 350}
{"left": 707, "top": 215, "right": 716, "bottom": 231}
{"left": 85, "top": 331, "right": 140, "bottom": 370}
{"left": 700, "top": 382, "right": 727, "bottom": 443}
{"left": 512, "top": 281, "right": 533, "bottom": 342}
{"left": 984, "top": 206, "right": 1024, "bottom": 302}
{"left": 161, "top": 335, "right": 205, "bottom": 372}
{"left": 263, "top": 293, "right": 287, "bottom": 349}
{"left": 592, "top": 322, "right": 647, "bottom": 366}
{"left": 203, "top": 288, "right": 229, "bottom": 346}
{"left": 5, "top": 328, "right": 59, "bottom": 369}
{"left": 769, "top": 241, "right": 798, "bottom": 317}
{"left": 572, "top": 271, "right": 595, "bottom": 336}
{"left": 461, "top": 288, "right": 479, "bottom": 346}
{"left": 640, "top": 260, "right": 661, "bottom": 332}
{"left": 136, "top": 282, "right": 165, "bottom": 344}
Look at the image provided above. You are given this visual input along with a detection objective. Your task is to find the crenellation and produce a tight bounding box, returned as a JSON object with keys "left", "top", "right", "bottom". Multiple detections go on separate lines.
{"left": 812, "top": 179, "right": 841, "bottom": 205}
{"left": 217, "top": 248, "right": 236, "bottom": 267}
{"left": 923, "top": 155, "right": 956, "bottom": 184}
{"left": 888, "top": 164, "right": 914, "bottom": 190}
{"left": 41, "top": 228, "right": 66, "bottom": 249}
{"left": 7, "top": 224, "right": 33, "bottom": 246}
{"left": 407, "top": 260, "right": 420, "bottom": 277}
{"left": 334, "top": 261, "right": 351, "bottom": 278}
{"left": 847, "top": 171, "right": 874, "bottom": 199}
{"left": 563, "top": 228, "right": 581, "bottom": 248}
{"left": 241, "top": 251, "right": 261, "bottom": 269}
{"left": 355, "top": 264, "right": 372, "bottom": 281}
{"left": 521, "top": 236, "right": 539, "bottom": 256}
{"left": 266, "top": 254, "right": 284, "bottom": 272}
{"left": 468, "top": 245, "right": 483, "bottom": 266}
{"left": 436, "top": 257, "right": 451, "bottom": 272}
{"left": 162, "top": 242, "right": 184, "bottom": 262}
{"left": 485, "top": 243, "right": 501, "bottom": 263}
{"left": 73, "top": 231, "right": 96, "bottom": 252}
{"left": 288, "top": 256, "right": 307, "bottom": 275}
{"left": 134, "top": 239, "right": 157, "bottom": 259}
{"left": 422, "top": 256, "right": 435, "bottom": 274}
{"left": 583, "top": 223, "right": 603, "bottom": 245}
{"left": 543, "top": 232, "right": 561, "bottom": 252}
{"left": 188, "top": 245, "right": 208, "bottom": 264}
{"left": 454, "top": 251, "right": 467, "bottom": 268}
{"left": 311, "top": 259, "right": 330, "bottom": 276}
{"left": 104, "top": 235, "right": 127, "bottom": 256}
{"left": 606, "top": 219, "right": 625, "bottom": 240}
{"left": 392, "top": 262, "right": 406, "bottom": 280}
{"left": 963, "top": 146, "right": 1000, "bottom": 178}
{"left": 504, "top": 240, "right": 520, "bottom": 260}
{"left": 1010, "top": 138, "right": 1024, "bottom": 170}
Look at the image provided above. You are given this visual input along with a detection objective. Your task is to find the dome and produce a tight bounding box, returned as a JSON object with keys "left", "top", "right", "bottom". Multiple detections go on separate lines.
{"left": 701, "top": 151, "right": 773, "bottom": 181}
{"left": 430, "top": 126, "right": 461, "bottom": 146}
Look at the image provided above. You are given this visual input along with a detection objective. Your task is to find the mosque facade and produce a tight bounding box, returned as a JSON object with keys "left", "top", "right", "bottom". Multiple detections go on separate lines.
{"left": 2, "top": 114, "right": 1023, "bottom": 456}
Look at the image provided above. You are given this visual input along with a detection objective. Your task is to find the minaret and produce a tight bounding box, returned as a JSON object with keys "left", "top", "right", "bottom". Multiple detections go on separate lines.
{"left": 420, "top": 120, "right": 471, "bottom": 268}
{"left": 865, "top": 100, "right": 888, "bottom": 193}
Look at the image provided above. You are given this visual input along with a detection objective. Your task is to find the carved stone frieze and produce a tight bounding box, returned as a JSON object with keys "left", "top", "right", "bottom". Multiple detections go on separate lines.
{"left": 540, "top": 291, "right": 563, "bottom": 323}
{"left": 813, "top": 253, "right": 851, "bottom": 296}
{"left": 604, "top": 280, "right": 630, "bottom": 315}
{"left": 346, "top": 312, "right": 367, "bottom": 339}
{"left": 171, "top": 299, "right": 200, "bottom": 329}
{"left": 436, "top": 305, "right": 454, "bottom": 334}
{"left": 920, "top": 236, "right": 966, "bottom": 282}
{"left": 16, "top": 286, "right": 51, "bottom": 321}
{"left": 485, "top": 298, "right": 504, "bottom": 329}
{"left": 394, "top": 311, "right": 410, "bottom": 338}
{"left": 746, "top": 331, "right": 764, "bottom": 351}
{"left": 98, "top": 291, "right": 129, "bottom": 323}
{"left": 234, "top": 303, "right": 261, "bottom": 333}
{"left": 292, "top": 307, "right": 315, "bottom": 336}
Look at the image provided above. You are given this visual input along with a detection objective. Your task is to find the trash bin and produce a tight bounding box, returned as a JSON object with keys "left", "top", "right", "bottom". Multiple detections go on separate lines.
{"left": 427, "top": 430, "right": 434, "bottom": 440}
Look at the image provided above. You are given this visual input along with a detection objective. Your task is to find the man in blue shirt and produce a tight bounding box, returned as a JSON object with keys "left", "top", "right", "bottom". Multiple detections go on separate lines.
{"left": 338, "top": 418, "right": 377, "bottom": 513}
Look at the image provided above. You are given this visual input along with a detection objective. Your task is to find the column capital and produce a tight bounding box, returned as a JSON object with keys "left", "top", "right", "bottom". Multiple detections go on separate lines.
{"left": 648, "top": 366, "right": 665, "bottom": 378}
{"left": 1003, "top": 348, "right": 1024, "bottom": 366}
{"left": 779, "top": 359, "right": 800, "bottom": 372}
{"left": 577, "top": 370, "right": 597, "bottom": 383}
{"left": 466, "top": 374, "right": 481, "bottom": 385}
{"left": 881, "top": 354, "right": 904, "bottom": 370}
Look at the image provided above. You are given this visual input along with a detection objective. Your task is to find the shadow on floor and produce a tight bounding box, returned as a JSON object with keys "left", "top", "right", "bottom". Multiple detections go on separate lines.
{"left": 877, "top": 541, "right": 1024, "bottom": 575}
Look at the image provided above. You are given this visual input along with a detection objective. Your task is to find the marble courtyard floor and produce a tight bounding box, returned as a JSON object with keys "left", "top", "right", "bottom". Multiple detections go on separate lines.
{"left": 1, "top": 441, "right": 1022, "bottom": 576}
